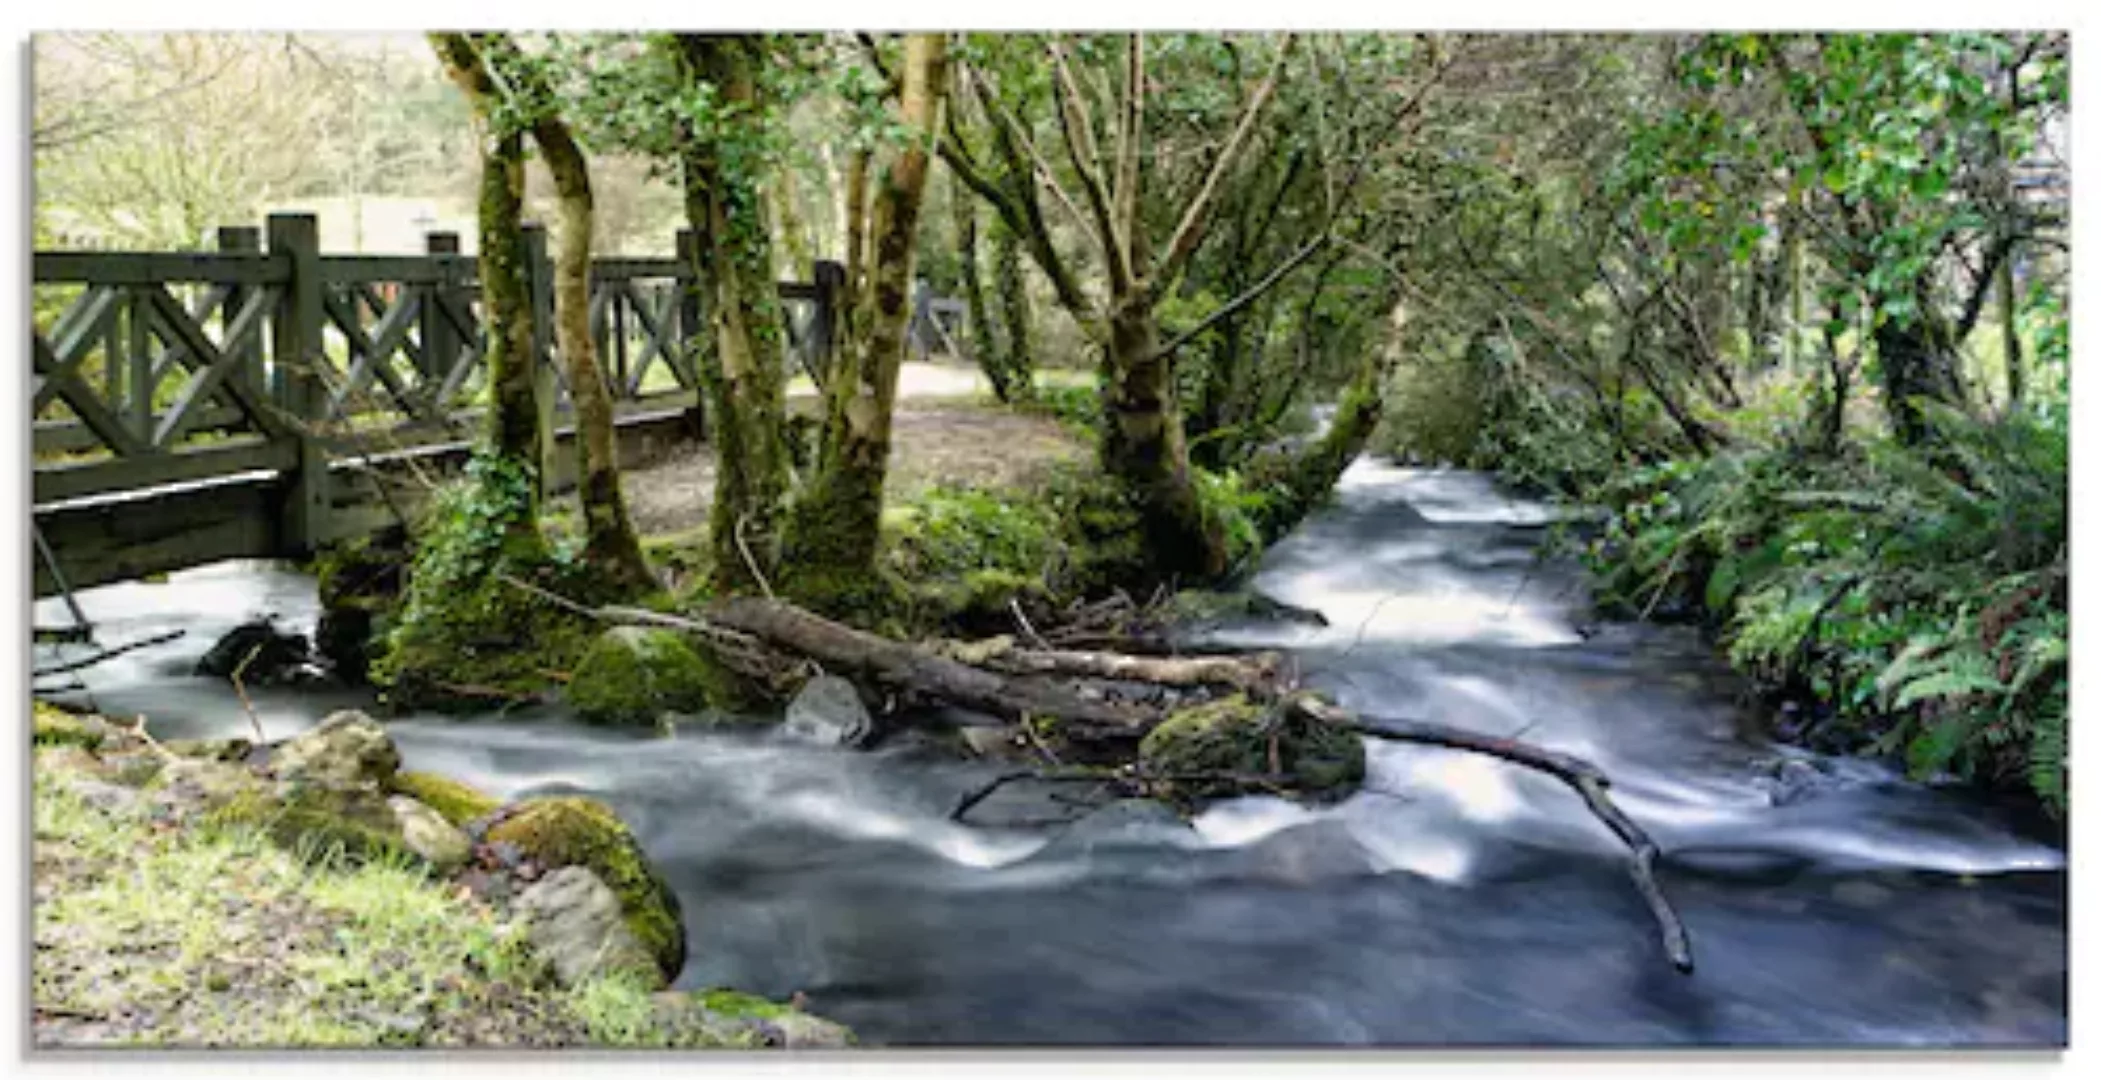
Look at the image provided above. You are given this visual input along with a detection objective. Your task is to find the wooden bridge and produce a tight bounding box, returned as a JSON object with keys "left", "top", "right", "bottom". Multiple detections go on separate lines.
{"left": 32, "top": 213, "right": 845, "bottom": 599}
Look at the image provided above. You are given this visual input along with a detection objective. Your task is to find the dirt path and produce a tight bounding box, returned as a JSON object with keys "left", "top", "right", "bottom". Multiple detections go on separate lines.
{"left": 623, "top": 393, "right": 1086, "bottom": 537}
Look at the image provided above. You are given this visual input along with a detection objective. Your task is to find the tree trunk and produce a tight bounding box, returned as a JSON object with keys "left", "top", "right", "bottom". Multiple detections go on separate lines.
{"left": 674, "top": 35, "right": 792, "bottom": 596}
{"left": 1250, "top": 299, "right": 1402, "bottom": 544}
{"left": 988, "top": 213, "right": 1035, "bottom": 398}
{"left": 949, "top": 168, "right": 1010, "bottom": 400}
{"left": 531, "top": 110, "right": 656, "bottom": 592}
{"left": 2000, "top": 248, "right": 2024, "bottom": 409}
{"left": 1873, "top": 316, "right": 1966, "bottom": 446}
{"left": 1102, "top": 296, "right": 1228, "bottom": 581}
{"left": 429, "top": 33, "right": 542, "bottom": 542}
{"left": 780, "top": 33, "right": 950, "bottom": 611}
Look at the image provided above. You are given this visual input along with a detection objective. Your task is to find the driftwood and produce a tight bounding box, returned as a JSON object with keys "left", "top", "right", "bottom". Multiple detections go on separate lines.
{"left": 505, "top": 582, "right": 1694, "bottom": 974}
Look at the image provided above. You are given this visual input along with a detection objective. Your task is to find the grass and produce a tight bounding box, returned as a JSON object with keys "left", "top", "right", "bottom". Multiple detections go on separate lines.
{"left": 29, "top": 746, "right": 794, "bottom": 1049}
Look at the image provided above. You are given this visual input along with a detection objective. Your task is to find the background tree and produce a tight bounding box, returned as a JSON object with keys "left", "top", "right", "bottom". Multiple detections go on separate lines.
{"left": 781, "top": 33, "right": 952, "bottom": 608}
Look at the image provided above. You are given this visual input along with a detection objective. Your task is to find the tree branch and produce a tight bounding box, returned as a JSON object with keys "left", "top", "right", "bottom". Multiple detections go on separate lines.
{"left": 1152, "top": 34, "right": 1298, "bottom": 299}
{"left": 1049, "top": 37, "right": 1131, "bottom": 292}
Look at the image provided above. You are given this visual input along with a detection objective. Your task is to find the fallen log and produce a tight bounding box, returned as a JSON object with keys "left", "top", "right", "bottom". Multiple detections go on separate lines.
{"left": 1292, "top": 694, "right": 1694, "bottom": 974}
{"left": 942, "top": 635, "right": 1285, "bottom": 693}
{"left": 502, "top": 579, "right": 1693, "bottom": 973}
{"left": 704, "top": 597, "right": 1160, "bottom": 738}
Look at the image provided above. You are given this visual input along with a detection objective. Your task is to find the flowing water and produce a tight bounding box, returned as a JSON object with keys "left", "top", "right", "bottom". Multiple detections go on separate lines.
{"left": 33, "top": 462, "right": 2066, "bottom": 1046}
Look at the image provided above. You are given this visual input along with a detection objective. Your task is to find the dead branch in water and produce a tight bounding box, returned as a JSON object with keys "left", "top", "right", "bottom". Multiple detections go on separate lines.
{"left": 495, "top": 577, "right": 1692, "bottom": 972}
{"left": 32, "top": 629, "right": 186, "bottom": 678}
{"left": 1292, "top": 694, "right": 1694, "bottom": 974}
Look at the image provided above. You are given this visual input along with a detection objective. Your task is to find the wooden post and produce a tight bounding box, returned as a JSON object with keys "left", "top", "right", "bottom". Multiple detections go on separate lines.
{"left": 267, "top": 213, "right": 328, "bottom": 554}
{"left": 421, "top": 231, "right": 461, "bottom": 389}
{"left": 218, "top": 226, "right": 262, "bottom": 399}
{"left": 812, "top": 259, "right": 846, "bottom": 386}
{"left": 521, "top": 222, "right": 559, "bottom": 495}
{"left": 675, "top": 228, "right": 707, "bottom": 439}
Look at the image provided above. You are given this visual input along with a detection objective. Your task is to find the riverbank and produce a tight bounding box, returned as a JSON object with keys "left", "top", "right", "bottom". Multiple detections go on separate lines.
{"left": 30, "top": 703, "right": 850, "bottom": 1050}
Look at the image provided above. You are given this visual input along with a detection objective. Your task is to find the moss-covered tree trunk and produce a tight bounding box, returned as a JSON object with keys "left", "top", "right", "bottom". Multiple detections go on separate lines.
{"left": 1102, "top": 296, "right": 1227, "bottom": 580}
{"left": 430, "top": 33, "right": 542, "bottom": 544}
{"left": 948, "top": 169, "right": 1009, "bottom": 400}
{"left": 988, "top": 214, "right": 1035, "bottom": 398}
{"left": 1873, "top": 315, "right": 1967, "bottom": 446}
{"left": 673, "top": 35, "right": 792, "bottom": 596}
{"left": 781, "top": 34, "right": 950, "bottom": 611}
{"left": 530, "top": 105, "right": 657, "bottom": 592}
{"left": 1250, "top": 300, "right": 1405, "bottom": 544}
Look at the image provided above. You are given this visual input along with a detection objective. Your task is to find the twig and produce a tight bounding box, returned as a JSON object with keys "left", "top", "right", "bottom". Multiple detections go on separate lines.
{"left": 32, "top": 629, "right": 186, "bottom": 678}
{"left": 229, "top": 642, "right": 269, "bottom": 744}
{"left": 117, "top": 714, "right": 179, "bottom": 762}
{"left": 1009, "top": 598, "right": 1051, "bottom": 650}
{"left": 733, "top": 512, "right": 777, "bottom": 601}
{"left": 1639, "top": 545, "right": 1686, "bottom": 622}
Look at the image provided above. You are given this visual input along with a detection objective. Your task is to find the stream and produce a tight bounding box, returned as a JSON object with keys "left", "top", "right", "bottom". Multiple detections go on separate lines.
{"left": 32, "top": 462, "right": 2066, "bottom": 1046}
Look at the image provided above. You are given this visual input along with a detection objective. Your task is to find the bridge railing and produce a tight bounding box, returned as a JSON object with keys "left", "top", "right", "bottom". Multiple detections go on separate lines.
{"left": 32, "top": 212, "right": 846, "bottom": 552}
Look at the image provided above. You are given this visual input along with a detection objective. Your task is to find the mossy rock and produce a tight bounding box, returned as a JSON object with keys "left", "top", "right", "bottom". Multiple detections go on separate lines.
{"left": 1137, "top": 694, "right": 1365, "bottom": 800}
{"left": 206, "top": 782, "right": 415, "bottom": 867}
{"left": 483, "top": 796, "right": 685, "bottom": 983}
{"left": 33, "top": 702, "right": 106, "bottom": 751}
{"left": 641, "top": 990, "right": 855, "bottom": 1049}
{"left": 389, "top": 770, "right": 503, "bottom": 827}
{"left": 566, "top": 625, "right": 751, "bottom": 726}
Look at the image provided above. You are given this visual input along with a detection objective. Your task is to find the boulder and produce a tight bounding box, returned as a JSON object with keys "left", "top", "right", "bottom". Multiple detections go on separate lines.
{"left": 482, "top": 796, "right": 685, "bottom": 982}
{"left": 621, "top": 989, "right": 857, "bottom": 1049}
{"left": 515, "top": 866, "right": 662, "bottom": 988}
{"left": 1137, "top": 694, "right": 1364, "bottom": 800}
{"left": 388, "top": 795, "right": 472, "bottom": 872}
{"left": 146, "top": 757, "right": 270, "bottom": 819}
{"left": 564, "top": 627, "right": 719, "bottom": 727}
{"left": 389, "top": 770, "right": 503, "bottom": 827}
{"left": 195, "top": 618, "right": 325, "bottom": 686}
{"left": 783, "top": 675, "right": 872, "bottom": 747}
{"left": 272, "top": 710, "right": 400, "bottom": 790}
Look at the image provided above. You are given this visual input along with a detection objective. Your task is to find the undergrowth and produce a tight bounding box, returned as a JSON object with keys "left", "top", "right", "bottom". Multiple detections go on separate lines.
{"left": 1575, "top": 402, "right": 2067, "bottom": 812}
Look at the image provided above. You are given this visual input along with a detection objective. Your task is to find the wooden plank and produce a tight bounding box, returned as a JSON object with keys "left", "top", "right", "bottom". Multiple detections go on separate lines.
{"left": 322, "top": 288, "right": 427, "bottom": 419}
{"left": 35, "top": 405, "right": 244, "bottom": 454}
{"left": 33, "top": 334, "right": 150, "bottom": 457}
{"left": 34, "top": 251, "right": 288, "bottom": 286}
{"left": 590, "top": 258, "right": 688, "bottom": 283}
{"left": 318, "top": 254, "right": 479, "bottom": 286}
{"left": 33, "top": 438, "right": 296, "bottom": 504}
{"left": 33, "top": 477, "right": 282, "bottom": 597}
{"left": 147, "top": 285, "right": 285, "bottom": 446}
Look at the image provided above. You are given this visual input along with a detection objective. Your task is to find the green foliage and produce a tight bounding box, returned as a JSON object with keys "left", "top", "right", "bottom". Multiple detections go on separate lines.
{"left": 372, "top": 452, "right": 601, "bottom": 710}
{"left": 1582, "top": 405, "right": 2067, "bottom": 812}
{"left": 1194, "top": 466, "right": 1270, "bottom": 571}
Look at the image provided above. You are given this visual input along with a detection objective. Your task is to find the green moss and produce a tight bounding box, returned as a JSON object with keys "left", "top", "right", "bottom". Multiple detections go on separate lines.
{"left": 373, "top": 454, "right": 614, "bottom": 711}
{"left": 205, "top": 784, "right": 413, "bottom": 867}
{"left": 565, "top": 626, "right": 726, "bottom": 725}
{"left": 697, "top": 988, "right": 789, "bottom": 1021}
{"left": 483, "top": 797, "right": 685, "bottom": 982}
{"left": 388, "top": 771, "right": 502, "bottom": 828}
{"left": 1138, "top": 694, "right": 1364, "bottom": 800}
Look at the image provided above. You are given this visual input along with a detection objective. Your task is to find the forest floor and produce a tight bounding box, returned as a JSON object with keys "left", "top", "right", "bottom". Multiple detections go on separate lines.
{"left": 625, "top": 366, "right": 1089, "bottom": 536}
